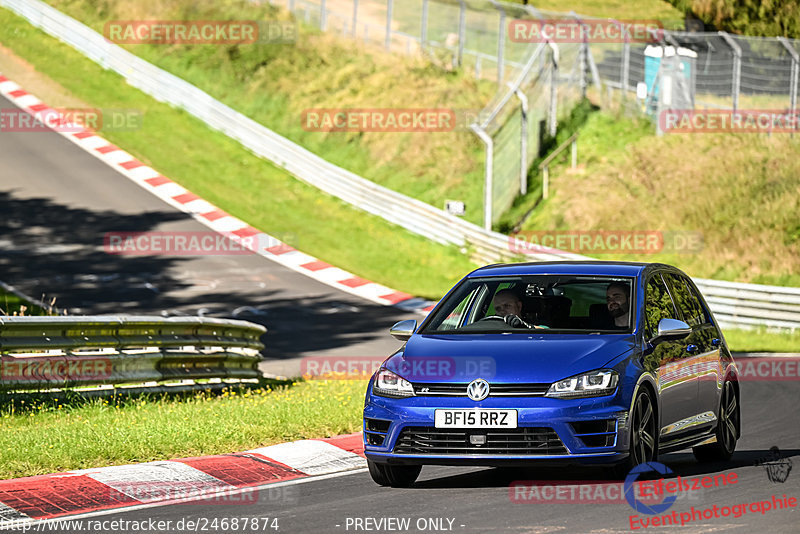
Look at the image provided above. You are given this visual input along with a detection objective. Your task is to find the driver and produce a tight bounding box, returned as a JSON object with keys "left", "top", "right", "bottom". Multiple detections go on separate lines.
{"left": 493, "top": 289, "right": 524, "bottom": 317}
{"left": 492, "top": 289, "right": 535, "bottom": 328}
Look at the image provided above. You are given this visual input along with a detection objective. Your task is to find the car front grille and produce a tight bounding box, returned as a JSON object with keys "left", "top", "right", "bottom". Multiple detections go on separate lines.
{"left": 412, "top": 383, "right": 549, "bottom": 397}
{"left": 393, "top": 426, "right": 568, "bottom": 455}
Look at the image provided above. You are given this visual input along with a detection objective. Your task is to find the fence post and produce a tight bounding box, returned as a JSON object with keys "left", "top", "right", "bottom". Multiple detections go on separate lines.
{"left": 778, "top": 37, "right": 799, "bottom": 115}
{"left": 719, "top": 32, "right": 741, "bottom": 111}
{"left": 320, "top": 0, "right": 327, "bottom": 31}
{"left": 548, "top": 42, "right": 559, "bottom": 137}
{"left": 495, "top": 5, "right": 507, "bottom": 85}
{"left": 457, "top": 0, "right": 467, "bottom": 67}
{"left": 421, "top": 0, "right": 429, "bottom": 46}
{"left": 351, "top": 0, "right": 358, "bottom": 37}
{"left": 542, "top": 165, "right": 550, "bottom": 199}
{"left": 571, "top": 136, "right": 577, "bottom": 168}
{"left": 509, "top": 84, "right": 529, "bottom": 195}
{"left": 470, "top": 124, "right": 494, "bottom": 230}
{"left": 569, "top": 13, "right": 588, "bottom": 99}
{"left": 385, "top": 0, "right": 393, "bottom": 51}
{"left": 610, "top": 19, "right": 630, "bottom": 96}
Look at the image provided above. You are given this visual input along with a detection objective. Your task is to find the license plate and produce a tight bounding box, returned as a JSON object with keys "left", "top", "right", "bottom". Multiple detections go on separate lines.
{"left": 434, "top": 409, "right": 517, "bottom": 428}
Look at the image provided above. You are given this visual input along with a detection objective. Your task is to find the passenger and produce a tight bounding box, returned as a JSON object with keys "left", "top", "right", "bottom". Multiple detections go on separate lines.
{"left": 606, "top": 282, "right": 631, "bottom": 329}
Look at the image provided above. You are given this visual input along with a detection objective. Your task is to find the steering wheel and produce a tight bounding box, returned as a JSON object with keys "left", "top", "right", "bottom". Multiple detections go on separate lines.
{"left": 478, "top": 315, "right": 506, "bottom": 322}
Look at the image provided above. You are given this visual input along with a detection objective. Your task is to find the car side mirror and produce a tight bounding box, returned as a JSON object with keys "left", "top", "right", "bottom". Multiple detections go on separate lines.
{"left": 649, "top": 318, "right": 691, "bottom": 344}
{"left": 390, "top": 319, "right": 417, "bottom": 341}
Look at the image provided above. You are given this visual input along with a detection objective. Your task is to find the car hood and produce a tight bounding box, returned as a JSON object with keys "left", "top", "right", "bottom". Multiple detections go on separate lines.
{"left": 383, "top": 333, "right": 635, "bottom": 384}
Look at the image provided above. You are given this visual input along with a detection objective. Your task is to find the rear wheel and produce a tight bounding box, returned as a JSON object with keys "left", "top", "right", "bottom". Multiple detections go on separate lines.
{"left": 693, "top": 381, "right": 739, "bottom": 462}
{"left": 367, "top": 460, "right": 421, "bottom": 487}
{"left": 610, "top": 389, "right": 657, "bottom": 478}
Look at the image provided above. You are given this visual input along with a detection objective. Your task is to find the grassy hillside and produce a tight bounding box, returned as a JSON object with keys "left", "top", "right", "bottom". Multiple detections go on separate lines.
{"left": 506, "top": 0, "right": 684, "bottom": 25}
{"left": 517, "top": 104, "right": 800, "bottom": 287}
{"left": 0, "top": 6, "right": 477, "bottom": 300}
{"left": 41, "top": 0, "right": 495, "bottom": 227}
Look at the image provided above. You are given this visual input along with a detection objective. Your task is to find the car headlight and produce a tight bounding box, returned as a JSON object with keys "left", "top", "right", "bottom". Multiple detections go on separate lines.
{"left": 372, "top": 368, "right": 415, "bottom": 398}
{"left": 545, "top": 369, "right": 619, "bottom": 398}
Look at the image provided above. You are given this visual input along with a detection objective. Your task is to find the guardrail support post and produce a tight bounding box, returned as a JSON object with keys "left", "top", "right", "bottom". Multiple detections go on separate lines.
{"left": 385, "top": 0, "right": 393, "bottom": 51}
{"left": 509, "top": 84, "right": 529, "bottom": 195}
{"left": 470, "top": 124, "right": 494, "bottom": 230}
{"left": 719, "top": 32, "right": 741, "bottom": 111}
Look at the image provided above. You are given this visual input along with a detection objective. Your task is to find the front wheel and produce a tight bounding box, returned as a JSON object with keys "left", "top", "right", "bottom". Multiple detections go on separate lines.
{"left": 693, "top": 380, "right": 739, "bottom": 462}
{"left": 367, "top": 460, "right": 421, "bottom": 487}
{"left": 610, "top": 388, "right": 657, "bottom": 479}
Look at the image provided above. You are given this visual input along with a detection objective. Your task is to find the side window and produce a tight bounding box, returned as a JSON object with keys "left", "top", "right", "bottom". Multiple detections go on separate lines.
{"left": 664, "top": 274, "right": 706, "bottom": 327}
{"left": 439, "top": 288, "right": 478, "bottom": 330}
{"left": 645, "top": 274, "right": 677, "bottom": 338}
{"left": 683, "top": 278, "right": 711, "bottom": 326}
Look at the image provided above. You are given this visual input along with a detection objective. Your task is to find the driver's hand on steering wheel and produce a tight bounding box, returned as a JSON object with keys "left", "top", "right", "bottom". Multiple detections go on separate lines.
{"left": 503, "top": 314, "right": 532, "bottom": 329}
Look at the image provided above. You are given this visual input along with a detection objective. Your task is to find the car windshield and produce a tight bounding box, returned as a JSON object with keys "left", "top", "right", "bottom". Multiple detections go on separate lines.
{"left": 422, "top": 275, "right": 635, "bottom": 334}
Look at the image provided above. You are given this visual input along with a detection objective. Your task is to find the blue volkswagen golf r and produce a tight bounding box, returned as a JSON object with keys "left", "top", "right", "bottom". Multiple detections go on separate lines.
{"left": 363, "top": 262, "right": 741, "bottom": 487}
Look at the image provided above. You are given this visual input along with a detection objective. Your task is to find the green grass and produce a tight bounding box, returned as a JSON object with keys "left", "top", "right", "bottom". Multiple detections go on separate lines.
{"left": 0, "top": 286, "right": 52, "bottom": 316}
{"left": 724, "top": 328, "right": 800, "bottom": 353}
{"left": 515, "top": 97, "right": 800, "bottom": 288}
{"left": 504, "top": 0, "right": 684, "bottom": 25}
{"left": 0, "top": 380, "right": 366, "bottom": 479}
{"left": 39, "top": 0, "right": 496, "bottom": 228}
{"left": 0, "top": 6, "right": 479, "bottom": 300}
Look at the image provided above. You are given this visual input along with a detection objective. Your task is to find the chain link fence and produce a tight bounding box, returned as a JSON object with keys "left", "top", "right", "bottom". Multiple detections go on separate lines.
{"left": 264, "top": 0, "right": 800, "bottom": 226}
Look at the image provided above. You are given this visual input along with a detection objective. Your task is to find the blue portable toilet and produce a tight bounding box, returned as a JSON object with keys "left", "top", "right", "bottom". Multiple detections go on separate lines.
{"left": 642, "top": 45, "right": 697, "bottom": 118}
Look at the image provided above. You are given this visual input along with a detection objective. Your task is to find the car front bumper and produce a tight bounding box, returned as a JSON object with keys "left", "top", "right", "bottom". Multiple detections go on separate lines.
{"left": 364, "top": 389, "right": 633, "bottom": 466}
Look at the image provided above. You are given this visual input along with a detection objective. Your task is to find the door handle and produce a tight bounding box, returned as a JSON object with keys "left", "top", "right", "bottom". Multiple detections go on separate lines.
{"left": 686, "top": 344, "right": 699, "bottom": 353}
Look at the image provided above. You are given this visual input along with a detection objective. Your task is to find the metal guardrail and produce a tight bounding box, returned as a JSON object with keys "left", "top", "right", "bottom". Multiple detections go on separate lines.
{"left": 0, "top": 316, "right": 266, "bottom": 391}
{"left": 2, "top": 0, "right": 799, "bottom": 332}
{"left": 0, "top": 0, "right": 575, "bottom": 265}
{"left": 693, "top": 279, "right": 800, "bottom": 331}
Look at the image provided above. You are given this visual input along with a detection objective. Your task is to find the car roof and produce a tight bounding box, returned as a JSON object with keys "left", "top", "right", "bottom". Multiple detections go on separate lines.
{"left": 466, "top": 261, "right": 662, "bottom": 278}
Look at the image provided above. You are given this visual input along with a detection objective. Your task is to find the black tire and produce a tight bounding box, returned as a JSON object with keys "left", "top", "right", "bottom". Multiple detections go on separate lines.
{"left": 610, "top": 388, "right": 658, "bottom": 479}
{"left": 367, "top": 460, "right": 421, "bottom": 488}
{"left": 693, "top": 381, "right": 739, "bottom": 462}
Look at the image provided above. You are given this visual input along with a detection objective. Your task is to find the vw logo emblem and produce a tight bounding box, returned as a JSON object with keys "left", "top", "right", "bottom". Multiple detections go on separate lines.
{"left": 467, "top": 379, "right": 490, "bottom": 401}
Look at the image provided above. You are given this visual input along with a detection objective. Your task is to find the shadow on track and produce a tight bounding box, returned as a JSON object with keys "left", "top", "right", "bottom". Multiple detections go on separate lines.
{"left": 0, "top": 190, "right": 407, "bottom": 361}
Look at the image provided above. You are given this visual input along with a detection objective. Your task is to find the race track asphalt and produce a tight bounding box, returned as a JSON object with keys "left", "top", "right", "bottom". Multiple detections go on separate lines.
{"left": 0, "top": 93, "right": 416, "bottom": 377}
{"left": 1, "top": 94, "right": 798, "bottom": 533}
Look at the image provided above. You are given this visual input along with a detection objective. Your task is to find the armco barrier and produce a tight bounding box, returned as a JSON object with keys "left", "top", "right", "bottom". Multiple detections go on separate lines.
{"left": 693, "top": 279, "right": 800, "bottom": 331}
{"left": 0, "top": 0, "right": 578, "bottom": 266}
{"left": 2, "top": 0, "right": 799, "bottom": 331}
{"left": 0, "top": 316, "right": 266, "bottom": 391}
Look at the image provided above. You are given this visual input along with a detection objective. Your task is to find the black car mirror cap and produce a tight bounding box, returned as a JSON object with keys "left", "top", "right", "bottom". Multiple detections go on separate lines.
{"left": 649, "top": 318, "right": 692, "bottom": 345}
{"left": 390, "top": 319, "right": 417, "bottom": 341}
